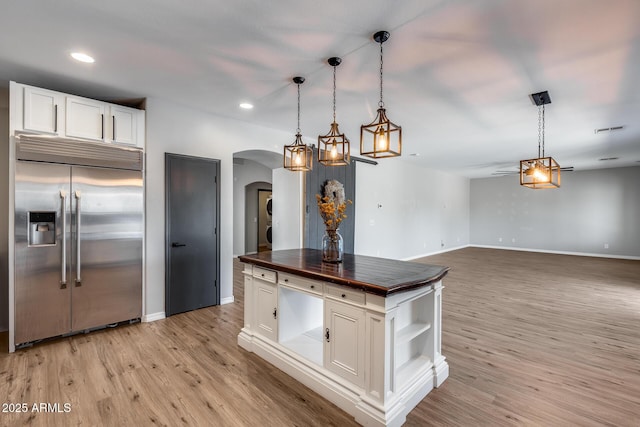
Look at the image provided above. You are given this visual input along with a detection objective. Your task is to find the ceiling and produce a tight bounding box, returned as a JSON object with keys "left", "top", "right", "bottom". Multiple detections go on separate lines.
{"left": 1, "top": 0, "right": 639, "bottom": 178}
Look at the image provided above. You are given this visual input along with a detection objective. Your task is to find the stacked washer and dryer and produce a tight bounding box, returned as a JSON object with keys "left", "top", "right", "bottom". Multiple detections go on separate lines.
{"left": 265, "top": 195, "right": 273, "bottom": 249}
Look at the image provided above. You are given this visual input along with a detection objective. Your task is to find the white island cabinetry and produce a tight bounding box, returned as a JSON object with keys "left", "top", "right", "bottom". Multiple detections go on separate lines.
{"left": 238, "top": 249, "right": 449, "bottom": 427}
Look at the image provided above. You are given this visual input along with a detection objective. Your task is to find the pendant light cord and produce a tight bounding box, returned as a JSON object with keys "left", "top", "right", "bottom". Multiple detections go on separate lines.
{"left": 379, "top": 41, "right": 384, "bottom": 108}
{"left": 542, "top": 104, "right": 545, "bottom": 157}
{"left": 296, "top": 82, "right": 301, "bottom": 134}
{"left": 537, "top": 104, "right": 545, "bottom": 157}
{"left": 332, "top": 65, "right": 337, "bottom": 123}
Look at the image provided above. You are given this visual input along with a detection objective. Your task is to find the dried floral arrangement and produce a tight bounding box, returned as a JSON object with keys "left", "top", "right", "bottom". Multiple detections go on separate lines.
{"left": 316, "top": 180, "right": 352, "bottom": 230}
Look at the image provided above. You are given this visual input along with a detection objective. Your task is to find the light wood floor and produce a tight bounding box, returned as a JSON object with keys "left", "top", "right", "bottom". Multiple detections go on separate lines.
{"left": 1, "top": 247, "right": 639, "bottom": 426}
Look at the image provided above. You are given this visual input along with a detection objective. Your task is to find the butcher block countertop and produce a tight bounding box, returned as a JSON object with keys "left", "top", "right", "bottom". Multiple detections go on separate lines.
{"left": 238, "top": 248, "right": 449, "bottom": 297}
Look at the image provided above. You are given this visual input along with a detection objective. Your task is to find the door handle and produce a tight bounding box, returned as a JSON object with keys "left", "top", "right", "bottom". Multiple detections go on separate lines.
{"left": 171, "top": 242, "right": 186, "bottom": 248}
{"left": 75, "top": 190, "right": 82, "bottom": 286}
{"left": 60, "top": 190, "right": 67, "bottom": 289}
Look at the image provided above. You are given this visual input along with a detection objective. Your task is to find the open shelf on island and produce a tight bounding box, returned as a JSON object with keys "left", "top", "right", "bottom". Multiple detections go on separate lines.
{"left": 280, "top": 326, "right": 323, "bottom": 366}
{"left": 278, "top": 285, "right": 324, "bottom": 366}
{"left": 396, "top": 355, "right": 433, "bottom": 389}
{"left": 397, "top": 322, "right": 432, "bottom": 345}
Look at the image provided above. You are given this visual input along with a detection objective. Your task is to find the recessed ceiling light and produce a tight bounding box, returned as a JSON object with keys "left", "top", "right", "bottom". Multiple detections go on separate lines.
{"left": 239, "top": 102, "right": 254, "bottom": 110}
{"left": 70, "top": 52, "right": 95, "bottom": 63}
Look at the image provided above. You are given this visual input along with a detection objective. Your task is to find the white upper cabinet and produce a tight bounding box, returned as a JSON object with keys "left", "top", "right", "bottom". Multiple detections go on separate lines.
{"left": 108, "top": 105, "right": 141, "bottom": 146}
{"left": 65, "top": 96, "right": 106, "bottom": 141}
{"left": 23, "top": 86, "right": 64, "bottom": 135}
{"left": 13, "top": 82, "right": 145, "bottom": 149}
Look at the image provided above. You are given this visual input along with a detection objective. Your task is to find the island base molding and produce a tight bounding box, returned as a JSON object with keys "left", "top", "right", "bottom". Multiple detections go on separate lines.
{"left": 238, "top": 330, "right": 448, "bottom": 427}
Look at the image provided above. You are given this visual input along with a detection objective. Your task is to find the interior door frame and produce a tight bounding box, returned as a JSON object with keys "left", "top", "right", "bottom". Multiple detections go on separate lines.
{"left": 164, "top": 153, "right": 221, "bottom": 315}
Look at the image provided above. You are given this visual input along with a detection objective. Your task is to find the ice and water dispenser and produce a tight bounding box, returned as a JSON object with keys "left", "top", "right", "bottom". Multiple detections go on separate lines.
{"left": 28, "top": 212, "right": 56, "bottom": 246}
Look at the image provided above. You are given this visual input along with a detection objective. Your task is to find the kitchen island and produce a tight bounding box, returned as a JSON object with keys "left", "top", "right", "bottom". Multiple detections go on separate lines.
{"left": 238, "top": 249, "right": 449, "bottom": 427}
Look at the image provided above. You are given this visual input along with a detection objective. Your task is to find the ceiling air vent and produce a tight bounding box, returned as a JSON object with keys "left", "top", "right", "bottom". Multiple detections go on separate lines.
{"left": 599, "top": 157, "right": 619, "bottom": 161}
{"left": 594, "top": 126, "right": 624, "bottom": 134}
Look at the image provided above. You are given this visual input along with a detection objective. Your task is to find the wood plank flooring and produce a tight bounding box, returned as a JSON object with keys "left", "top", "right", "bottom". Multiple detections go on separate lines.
{"left": 1, "top": 247, "right": 639, "bottom": 426}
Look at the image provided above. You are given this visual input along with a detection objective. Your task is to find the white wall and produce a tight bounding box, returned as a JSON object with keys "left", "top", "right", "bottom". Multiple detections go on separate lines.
{"left": 0, "top": 86, "right": 8, "bottom": 331}
{"left": 354, "top": 158, "right": 470, "bottom": 260}
{"left": 470, "top": 166, "right": 640, "bottom": 258}
{"left": 144, "top": 98, "right": 291, "bottom": 316}
{"left": 232, "top": 159, "right": 272, "bottom": 256}
{"left": 272, "top": 168, "right": 303, "bottom": 250}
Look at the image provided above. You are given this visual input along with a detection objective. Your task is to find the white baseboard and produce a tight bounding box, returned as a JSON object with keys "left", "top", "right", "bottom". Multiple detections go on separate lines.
{"left": 221, "top": 296, "right": 235, "bottom": 305}
{"left": 469, "top": 244, "right": 640, "bottom": 260}
{"left": 403, "top": 244, "right": 471, "bottom": 261}
{"left": 142, "top": 312, "right": 166, "bottom": 322}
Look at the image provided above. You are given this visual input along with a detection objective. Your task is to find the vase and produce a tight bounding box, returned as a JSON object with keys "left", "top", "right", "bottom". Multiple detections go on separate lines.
{"left": 322, "top": 228, "right": 343, "bottom": 263}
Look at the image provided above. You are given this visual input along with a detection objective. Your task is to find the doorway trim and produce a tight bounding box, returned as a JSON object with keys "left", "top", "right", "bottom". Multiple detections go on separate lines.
{"left": 164, "top": 153, "right": 221, "bottom": 315}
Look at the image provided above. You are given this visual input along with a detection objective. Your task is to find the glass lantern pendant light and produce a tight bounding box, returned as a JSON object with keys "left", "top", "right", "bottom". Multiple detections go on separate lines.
{"left": 360, "top": 30, "right": 402, "bottom": 158}
{"left": 284, "top": 76, "right": 313, "bottom": 171}
{"left": 318, "top": 57, "right": 350, "bottom": 166}
{"left": 520, "top": 91, "right": 561, "bottom": 189}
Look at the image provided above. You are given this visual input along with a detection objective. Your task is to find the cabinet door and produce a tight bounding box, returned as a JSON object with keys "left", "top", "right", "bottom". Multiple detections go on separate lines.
{"left": 65, "top": 97, "right": 106, "bottom": 141}
{"left": 108, "top": 105, "right": 139, "bottom": 147}
{"left": 23, "top": 86, "right": 63, "bottom": 134}
{"left": 254, "top": 280, "right": 278, "bottom": 342}
{"left": 324, "top": 299, "right": 365, "bottom": 387}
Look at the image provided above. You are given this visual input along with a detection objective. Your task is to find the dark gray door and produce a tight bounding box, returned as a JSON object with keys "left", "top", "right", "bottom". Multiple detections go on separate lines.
{"left": 166, "top": 154, "right": 220, "bottom": 316}
{"left": 305, "top": 151, "right": 356, "bottom": 253}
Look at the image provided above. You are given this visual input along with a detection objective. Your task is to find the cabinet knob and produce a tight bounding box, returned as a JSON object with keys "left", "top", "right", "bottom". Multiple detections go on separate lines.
{"left": 284, "top": 278, "right": 288, "bottom": 282}
{"left": 325, "top": 328, "right": 330, "bottom": 342}
{"left": 273, "top": 308, "right": 277, "bottom": 319}
{"left": 310, "top": 285, "right": 314, "bottom": 289}
{"left": 261, "top": 273, "right": 265, "bottom": 277}
{"left": 341, "top": 294, "right": 346, "bottom": 298}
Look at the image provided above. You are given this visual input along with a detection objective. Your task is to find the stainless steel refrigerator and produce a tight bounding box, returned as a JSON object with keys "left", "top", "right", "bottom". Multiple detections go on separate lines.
{"left": 14, "top": 135, "right": 143, "bottom": 346}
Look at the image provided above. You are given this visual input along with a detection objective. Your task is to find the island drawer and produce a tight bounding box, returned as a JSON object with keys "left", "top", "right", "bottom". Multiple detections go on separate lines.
{"left": 253, "top": 266, "right": 277, "bottom": 283}
{"left": 279, "top": 273, "right": 323, "bottom": 295}
{"left": 325, "top": 284, "right": 366, "bottom": 306}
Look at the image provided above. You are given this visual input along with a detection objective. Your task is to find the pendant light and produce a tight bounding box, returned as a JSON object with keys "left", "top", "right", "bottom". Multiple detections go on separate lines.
{"left": 284, "top": 76, "right": 313, "bottom": 171}
{"left": 520, "top": 91, "right": 561, "bottom": 189}
{"left": 318, "top": 57, "right": 350, "bottom": 166}
{"left": 360, "top": 30, "right": 402, "bottom": 158}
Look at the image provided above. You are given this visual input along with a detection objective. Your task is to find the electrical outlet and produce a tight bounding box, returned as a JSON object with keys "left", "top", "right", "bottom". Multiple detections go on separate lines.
{"left": 498, "top": 237, "right": 503, "bottom": 243}
{"left": 604, "top": 243, "right": 609, "bottom": 249}
{"left": 511, "top": 238, "right": 516, "bottom": 243}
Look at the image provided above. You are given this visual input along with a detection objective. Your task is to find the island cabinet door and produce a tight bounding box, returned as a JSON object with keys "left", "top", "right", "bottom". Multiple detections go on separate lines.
{"left": 254, "top": 280, "right": 278, "bottom": 342}
{"left": 324, "top": 299, "right": 366, "bottom": 388}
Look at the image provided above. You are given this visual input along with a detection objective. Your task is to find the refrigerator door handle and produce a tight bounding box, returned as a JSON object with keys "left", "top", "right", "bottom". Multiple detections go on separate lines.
{"left": 75, "top": 190, "right": 82, "bottom": 286}
{"left": 60, "top": 190, "right": 67, "bottom": 289}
